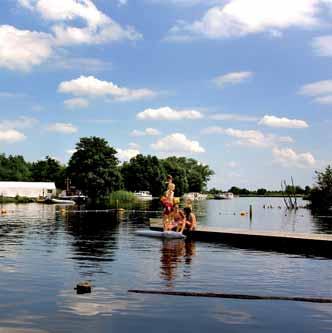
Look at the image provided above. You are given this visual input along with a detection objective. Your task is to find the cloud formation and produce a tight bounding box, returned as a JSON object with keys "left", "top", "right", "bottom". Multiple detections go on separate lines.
{"left": 47, "top": 122, "right": 78, "bottom": 134}
{"left": 0, "top": 25, "right": 53, "bottom": 71}
{"left": 0, "top": 129, "right": 26, "bottom": 143}
{"left": 272, "top": 147, "right": 316, "bottom": 168}
{"left": 166, "top": 0, "right": 326, "bottom": 41}
{"left": 19, "top": 0, "right": 141, "bottom": 46}
{"left": 213, "top": 71, "right": 253, "bottom": 88}
{"left": 64, "top": 98, "right": 89, "bottom": 109}
{"left": 137, "top": 106, "right": 203, "bottom": 120}
{"left": 130, "top": 128, "right": 161, "bottom": 136}
{"left": 300, "top": 79, "right": 332, "bottom": 105}
{"left": 259, "top": 115, "right": 309, "bottom": 128}
{"left": 209, "top": 113, "right": 258, "bottom": 122}
{"left": 0, "top": 0, "right": 141, "bottom": 71}
{"left": 151, "top": 133, "right": 205, "bottom": 153}
{"left": 58, "top": 76, "right": 156, "bottom": 102}
{"left": 202, "top": 126, "right": 293, "bottom": 147}
{"left": 117, "top": 148, "right": 140, "bottom": 161}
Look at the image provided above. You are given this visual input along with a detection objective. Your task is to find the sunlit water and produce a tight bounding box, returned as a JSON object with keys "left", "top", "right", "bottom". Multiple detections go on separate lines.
{"left": 0, "top": 198, "right": 331, "bottom": 333}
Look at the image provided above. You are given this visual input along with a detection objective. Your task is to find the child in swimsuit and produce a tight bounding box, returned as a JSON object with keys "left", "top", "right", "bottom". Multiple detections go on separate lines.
{"left": 161, "top": 175, "right": 176, "bottom": 231}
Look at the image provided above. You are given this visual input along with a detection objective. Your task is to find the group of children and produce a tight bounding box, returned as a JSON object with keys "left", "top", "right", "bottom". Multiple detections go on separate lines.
{"left": 161, "top": 175, "right": 197, "bottom": 233}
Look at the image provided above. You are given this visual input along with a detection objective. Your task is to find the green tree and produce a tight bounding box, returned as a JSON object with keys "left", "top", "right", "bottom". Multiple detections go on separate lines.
{"left": 121, "top": 154, "right": 166, "bottom": 196}
{"left": 0, "top": 154, "right": 31, "bottom": 181}
{"left": 161, "top": 157, "right": 214, "bottom": 194}
{"left": 31, "top": 156, "right": 66, "bottom": 188}
{"left": 67, "top": 137, "right": 122, "bottom": 200}
{"left": 309, "top": 165, "right": 332, "bottom": 212}
{"left": 228, "top": 186, "right": 241, "bottom": 195}
{"left": 257, "top": 188, "right": 267, "bottom": 195}
{"left": 161, "top": 157, "right": 189, "bottom": 196}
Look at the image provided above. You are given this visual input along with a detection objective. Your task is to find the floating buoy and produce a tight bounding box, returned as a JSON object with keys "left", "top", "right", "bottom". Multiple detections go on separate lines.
{"left": 1, "top": 209, "right": 7, "bottom": 214}
{"left": 240, "top": 211, "right": 246, "bottom": 216}
{"left": 75, "top": 281, "right": 92, "bottom": 294}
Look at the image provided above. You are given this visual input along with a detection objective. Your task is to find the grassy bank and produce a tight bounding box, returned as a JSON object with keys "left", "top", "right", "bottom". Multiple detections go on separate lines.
{"left": 0, "top": 195, "right": 35, "bottom": 204}
{"left": 108, "top": 190, "right": 138, "bottom": 208}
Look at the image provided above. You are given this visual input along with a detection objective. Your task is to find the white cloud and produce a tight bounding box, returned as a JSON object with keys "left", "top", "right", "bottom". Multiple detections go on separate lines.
{"left": 128, "top": 142, "right": 140, "bottom": 149}
{"left": 202, "top": 126, "right": 293, "bottom": 147}
{"left": 66, "top": 149, "right": 76, "bottom": 155}
{"left": 130, "top": 128, "right": 161, "bottom": 136}
{"left": 19, "top": 0, "right": 141, "bottom": 46}
{"left": 0, "top": 116, "right": 38, "bottom": 129}
{"left": 213, "top": 71, "right": 253, "bottom": 88}
{"left": 117, "top": 148, "right": 140, "bottom": 161}
{"left": 166, "top": 0, "right": 324, "bottom": 41}
{"left": 272, "top": 147, "right": 316, "bottom": 168}
{"left": 58, "top": 76, "right": 156, "bottom": 101}
{"left": 312, "top": 35, "right": 332, "bottom": 56}
{"left": 148, "top": 0, "right": 219, "bottom": 6}
{"left": 118, "top": 0, "right": 128, "bottom": 5}
{"left": 210, "top": 113, "right": 258, "bottom": 122}
{"left": 137, "top": 106, "right": 203, "bottom": 120}
{"left": 64, "top": 97, "right": 89, "bottom": 109}
{"left": 314, "top": 95, "right": 332, "bottom": 104}
{"left": 299, "top": 80, "right": 332, "bottom": 105}
{"left": 0, "top": 129, "right": 26, "bottom": 143}
{"left": 47, "top": 122, "right": 77, "bottom": 134}
{"left": 259, "top": 115, "right": 309, "bottom": 128}
{"left": 0, "top": 25, "right": 53, "bottom": 71}
{"left": 299, "top": 80, "right": 332, "bottom": 96}
{"left": 151, "top": 133, "right": 205, "bottom": 153}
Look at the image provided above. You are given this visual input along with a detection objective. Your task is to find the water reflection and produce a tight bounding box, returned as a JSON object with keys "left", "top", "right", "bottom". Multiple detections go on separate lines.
{"left": 63, "top": 212, "right": 121, "bottom": 275}
{"left": 312, "top": 216, "right": 332, "bottom": 234}
{"left": 160, "top": 239, "right": 196, "bottom": 287}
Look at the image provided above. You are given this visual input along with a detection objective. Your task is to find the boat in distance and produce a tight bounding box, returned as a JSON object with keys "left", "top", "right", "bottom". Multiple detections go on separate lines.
{"left": 183, "top": 192, "right": 208, "bottom": 201}
{"left": 133, "top": 191, "right": 153, "bottom": 200}
{"left": 214, "top": 192, "right": 234, "bottom": 200}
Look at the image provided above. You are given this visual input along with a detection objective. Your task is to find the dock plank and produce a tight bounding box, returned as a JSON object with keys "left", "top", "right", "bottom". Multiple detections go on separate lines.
{"left": 149, "top": 218, "right": 332, "bottom": 257}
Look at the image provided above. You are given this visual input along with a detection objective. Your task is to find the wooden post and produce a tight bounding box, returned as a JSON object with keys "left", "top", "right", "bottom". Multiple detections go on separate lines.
{"left": 249, "top": 204, "right": 253, "bottom": 220}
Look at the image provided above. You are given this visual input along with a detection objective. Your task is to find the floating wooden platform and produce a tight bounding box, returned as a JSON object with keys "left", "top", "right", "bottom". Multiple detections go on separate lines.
{"left": 149, "top": 218, "right": 332, "bottom": 258}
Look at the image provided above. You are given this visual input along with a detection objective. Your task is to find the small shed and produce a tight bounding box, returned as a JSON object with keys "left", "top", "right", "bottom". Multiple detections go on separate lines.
{"left": 0, "top": 182, "right": 56, "bottom": 198}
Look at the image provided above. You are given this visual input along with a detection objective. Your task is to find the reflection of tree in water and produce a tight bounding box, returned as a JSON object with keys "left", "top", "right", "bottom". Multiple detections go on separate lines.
{"left": 312, "top": 216, "right": 332, "bottom": 234}
{"left": 64, "top": 212, "right": 120, "bottom": 267}
{"left": 160, "top": 239, "right": 196, "bottom": 287}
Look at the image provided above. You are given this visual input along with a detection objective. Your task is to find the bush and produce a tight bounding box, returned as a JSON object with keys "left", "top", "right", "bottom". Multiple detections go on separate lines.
{"left": 309, "top": 165, "right": 332, "bottom": 213}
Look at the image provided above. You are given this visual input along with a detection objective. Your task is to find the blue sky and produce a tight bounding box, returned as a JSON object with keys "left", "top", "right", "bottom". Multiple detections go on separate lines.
{"left": 0, "top": 0, "right": 332, "bottom": 190}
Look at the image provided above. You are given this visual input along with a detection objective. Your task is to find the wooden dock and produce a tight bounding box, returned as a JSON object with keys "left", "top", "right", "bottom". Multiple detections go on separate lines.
{"left": 149, "top": 218, "right": 332, "bottom": 258}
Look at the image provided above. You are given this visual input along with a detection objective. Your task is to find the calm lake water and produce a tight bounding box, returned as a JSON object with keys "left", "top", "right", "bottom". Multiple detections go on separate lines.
{"left": 0, "top": 197, "right": 331, "bottom": 333}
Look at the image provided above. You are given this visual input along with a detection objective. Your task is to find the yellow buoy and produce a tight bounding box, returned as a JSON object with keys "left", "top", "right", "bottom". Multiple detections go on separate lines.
{"left": 240, "top": 211, "right": 246, "bottom": 216}
{"left": 1, "top": 209, "right": 7, "bottom": 214}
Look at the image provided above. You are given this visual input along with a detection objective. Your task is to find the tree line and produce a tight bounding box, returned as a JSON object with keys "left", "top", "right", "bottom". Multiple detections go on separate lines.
{"left": 208, "top": 186, "right": 311, "bottom": 196}
{"left": 0, "top": 136, "right": 214, "bottom": 201}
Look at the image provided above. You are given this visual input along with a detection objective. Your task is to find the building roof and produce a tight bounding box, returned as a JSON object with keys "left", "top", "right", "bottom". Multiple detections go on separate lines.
{"left": 0, "top": 182, "right": 56, "bottom": 189}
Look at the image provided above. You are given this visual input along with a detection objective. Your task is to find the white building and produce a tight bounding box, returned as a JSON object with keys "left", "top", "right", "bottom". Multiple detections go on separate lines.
{"left": 0, "top": 182, "right": 56, "bottom": 198}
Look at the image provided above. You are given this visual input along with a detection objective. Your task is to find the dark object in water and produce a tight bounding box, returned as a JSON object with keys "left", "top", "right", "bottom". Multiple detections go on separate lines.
{"left": 75, "top": 281, "right": 92, "bottom": 294}
{"left": 128, "top": 289, "right": 332, "bottom": 304}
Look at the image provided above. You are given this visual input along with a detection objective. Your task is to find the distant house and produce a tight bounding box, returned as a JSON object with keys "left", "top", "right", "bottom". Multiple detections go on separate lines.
{"left": 0, "top": 182, "right": 56, "bottom": 198}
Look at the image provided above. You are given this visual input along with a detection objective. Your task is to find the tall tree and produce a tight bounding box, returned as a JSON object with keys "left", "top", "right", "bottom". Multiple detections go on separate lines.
{"left": 67, "top": 137, "right": 122, "bottom": 200}
{"left": 31, "top": 156, "right": 66, "bottom": 188}
{"left": 161, "top": 157, "right": 189, "bottom": 196}
{"left": 121, "top": 154, "right": 166, "bottom": 196}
